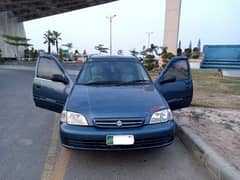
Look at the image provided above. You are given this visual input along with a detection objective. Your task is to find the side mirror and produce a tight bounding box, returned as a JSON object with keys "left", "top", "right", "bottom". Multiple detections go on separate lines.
{"left": 51, "top": 74, "right": 69, "bottom": 84}
{"left": 160, "top": 75, "right": 176, "bottom": 84}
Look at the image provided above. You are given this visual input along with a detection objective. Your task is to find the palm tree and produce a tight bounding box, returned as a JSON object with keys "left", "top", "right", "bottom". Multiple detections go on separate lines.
{"left": 129, "top": 49, "right": 139, "bottom": 57}
{"left": 53, "top": 30, "right": 61, "bottom": 54}
{"left": 94, "top": 44, "right": 109, "bottom": 54}
{"left": 43, "top": 30, "right": 55, "bottom": 54}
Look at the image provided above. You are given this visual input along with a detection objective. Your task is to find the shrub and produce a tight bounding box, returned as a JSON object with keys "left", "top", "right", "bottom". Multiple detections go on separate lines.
{"left": 184, "top": 48, "right": 192, "bottom": 58}
{"left": 177, "top": 48, "right": 182, "bottom": 56}
{"left": 30, "top": 48, "right": 39, "bottom": 61}
{"left": 191, "top": 54, "right": 200, "bottom": 59}
{"left": 144, "top": 54, "right": 155, "bottom": 71}
{"left": 58, "top": 49, "right": 64, "bottom": 61}
{"left": 0, "top": 49, "right": 4, "bottom": 64}
{"left": 24, "top": 48, "right": 30, "bottom": 60}
{"left": 191, "top": 47, "right": 200, "bottom": 59}
{"left": 160, "top": 47, "right": 175, "bottom": 69}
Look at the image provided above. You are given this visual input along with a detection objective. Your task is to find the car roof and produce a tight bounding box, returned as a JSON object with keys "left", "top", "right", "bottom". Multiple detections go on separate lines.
{"left": 87, "top": 55, "right": 139, "bottom": 62}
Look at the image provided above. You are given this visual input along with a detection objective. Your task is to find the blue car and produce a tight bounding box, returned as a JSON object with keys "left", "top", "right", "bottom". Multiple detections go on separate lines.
{"left": 33, "top": 55, "right": 193, "bottom": 150}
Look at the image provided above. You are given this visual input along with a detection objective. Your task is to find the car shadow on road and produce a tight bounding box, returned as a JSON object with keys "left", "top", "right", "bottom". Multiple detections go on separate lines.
{"left": 71, "top": 145, "right": 167, "bottom": 163}
{"left": 63, "top": 138, "right": 211, "bottom": 180}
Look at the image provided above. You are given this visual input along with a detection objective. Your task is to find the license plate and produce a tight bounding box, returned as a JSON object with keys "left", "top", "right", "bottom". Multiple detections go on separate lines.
{"left": 106, "top": 135, "right": 134, "bottom": 145}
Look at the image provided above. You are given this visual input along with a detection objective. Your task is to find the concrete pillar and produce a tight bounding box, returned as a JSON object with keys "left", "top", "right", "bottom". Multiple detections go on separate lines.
{"left": 0, "top": 12, "right": 26, "bottom": 58}
{"left": 163, "top": 0, "right": 181, "bottom": 54}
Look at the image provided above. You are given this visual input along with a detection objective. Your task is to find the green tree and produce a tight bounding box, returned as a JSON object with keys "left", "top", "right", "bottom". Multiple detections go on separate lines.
{"left": 144, "top": 54, "right": 155, "bottom": 71}
{"left": 143, "top": 44, "right": 157, "bottom": 71}
{"left": 82, "top": 49, "right": 88, "bottom": 57}
{"left": 177, "top": 40, "right": 182, "bottom": 56}
{"left": 29, "top": 47, "right": 39, "bottom": 61}
{"left": 177, "top": 48, "right": 182, "bottom": 56}
{"left": 189, "top": 41, "right": 192, "bottom": 50}
{"left": 198, "top": 39, "right": 201, "bottom": 52}
{"left": 53, "top": 30, "right": 61, "bottom": 54}
{"left": 24, "top": 47, "right": 39, "bottom": 61}
{"left": 62, "top": 43, "right": 73, "bottom": 52}
{"left": 160, "top": 47, "right": 175, "bottom": 69}
{"left": 94, "top": 44, "right": 108, "bottom": 54}
{"left": 43, "top": 30, "right": 55, "bottom": 54}
{"left": 1, "top": 34, "right": 31, "bottom": 60}
{"left": 117, "top": 50, "right": 123, "bottom": 55}
{"left": 184, "top": 48, "right": 192, "bottom": 58}
{"left": 58, "top": 48, "right": 64, "bottom": 61}
{"left": 184, "top": 41, "right": 193, "bottom": 58}
{"left": 24, "top": 48, "right": 30, "bottom": 59}
{"left": 192, "top": 47, "right": 200, "bottom": 59}
{"left": 178, "top": 40, "right": 182, "bottom": 49}
{"left": 73, "top": 50, "right": 80, "bottom": 61}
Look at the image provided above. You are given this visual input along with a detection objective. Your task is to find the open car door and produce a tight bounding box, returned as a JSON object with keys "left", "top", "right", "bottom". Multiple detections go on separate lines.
{"left": 154, "top": 57, "right": 193, "bottom": 110}
{"left": 33, "top": 54, "right": 72, "bottom": 113}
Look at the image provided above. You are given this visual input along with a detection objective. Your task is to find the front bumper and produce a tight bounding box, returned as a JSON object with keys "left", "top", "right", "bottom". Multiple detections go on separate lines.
{"left": 60, "top": 120, "right": 175, "bottom": 151}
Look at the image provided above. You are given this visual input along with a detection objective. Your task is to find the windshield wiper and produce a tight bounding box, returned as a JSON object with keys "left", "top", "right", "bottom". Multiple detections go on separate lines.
{"left": 117, "top": 80, "right": 151, "bottom": 85}
{"left": 79, "top": 81, "right": 123, "bottom": 86}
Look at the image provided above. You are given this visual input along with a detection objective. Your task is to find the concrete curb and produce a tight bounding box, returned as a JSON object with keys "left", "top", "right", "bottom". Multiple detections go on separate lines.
{"left": 176, "top": 123, "right": 240, "bottom": 180}
{"left": 0, "top": 65, "right": 79, "bottom": 75}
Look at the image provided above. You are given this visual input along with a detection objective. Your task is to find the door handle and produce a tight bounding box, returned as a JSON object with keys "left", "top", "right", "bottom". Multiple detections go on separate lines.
{"left": 36, "top": 85, "right": 41, "bottom": 89}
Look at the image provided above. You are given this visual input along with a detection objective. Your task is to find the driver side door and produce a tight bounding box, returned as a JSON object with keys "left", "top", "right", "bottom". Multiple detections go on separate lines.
{"left": 32, "top": 54, "right": 72, "bottom": 113}
{"left": 154, "top": 57, "right": 193, "bottom": 110}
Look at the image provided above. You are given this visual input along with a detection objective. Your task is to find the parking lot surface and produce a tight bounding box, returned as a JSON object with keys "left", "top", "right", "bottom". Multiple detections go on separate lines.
{"left": 0, "top": 68, "right": 211, "bottom": 180}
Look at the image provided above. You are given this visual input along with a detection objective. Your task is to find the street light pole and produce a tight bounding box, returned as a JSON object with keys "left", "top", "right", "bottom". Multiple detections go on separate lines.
{"left": 107, "top": 15, "right": 116, "bottom": 56}
{"left": 146, "top": 32, "right": 154, "bottom": 48}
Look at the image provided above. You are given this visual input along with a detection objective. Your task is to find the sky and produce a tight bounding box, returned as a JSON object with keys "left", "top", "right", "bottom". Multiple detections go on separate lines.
{"left": 24, "top": 0, "right": 240, "bottom": 55}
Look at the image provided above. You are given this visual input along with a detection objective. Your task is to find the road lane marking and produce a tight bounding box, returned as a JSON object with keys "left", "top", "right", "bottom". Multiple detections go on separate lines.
{"left": 40, "top": 114, "right": 59, "bottom": 180}
{"left": 51, "top": 148, "right": 71, "bottom": 180}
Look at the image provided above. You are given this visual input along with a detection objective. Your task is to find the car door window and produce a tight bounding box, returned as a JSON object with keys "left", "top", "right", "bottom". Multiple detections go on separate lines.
{"left": 37, "top": 57, "right": 63, "bottom": 80}
{"left": 162, "top": 60, "right": 189, "bottom": 81}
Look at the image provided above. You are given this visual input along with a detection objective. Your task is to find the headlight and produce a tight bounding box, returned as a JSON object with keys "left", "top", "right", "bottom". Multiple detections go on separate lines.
{"left": 60, "top": 110, "right": 88, "bottom": 126}
{"left": 150, "top": 108, "right": 173, "bottom": 124}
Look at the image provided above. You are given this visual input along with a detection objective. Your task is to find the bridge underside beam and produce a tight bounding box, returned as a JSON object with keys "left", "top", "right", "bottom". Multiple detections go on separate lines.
{"left": 0, "top": 0, "right": 117, "bottom": 58}
{"left": 0, "top": 0, "right": 117, "bottom": 22}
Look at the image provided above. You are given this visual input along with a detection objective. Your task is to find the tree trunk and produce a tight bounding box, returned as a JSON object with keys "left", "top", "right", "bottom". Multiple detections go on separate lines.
{"left": 56, "top": 41, "right": 59, "bottom": 55}
{"left": 48, "top": 42, "right": 51, "bottom": 54}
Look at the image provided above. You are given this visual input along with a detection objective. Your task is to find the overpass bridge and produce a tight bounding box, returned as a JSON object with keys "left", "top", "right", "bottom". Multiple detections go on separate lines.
{"left": 0, "top": 0, "right": 181, "bottom": 58}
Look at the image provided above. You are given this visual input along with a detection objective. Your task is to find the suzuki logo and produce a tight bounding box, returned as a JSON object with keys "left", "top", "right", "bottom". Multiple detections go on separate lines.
{"left": 116, "top": 120, "right": 123, "bottom": 127}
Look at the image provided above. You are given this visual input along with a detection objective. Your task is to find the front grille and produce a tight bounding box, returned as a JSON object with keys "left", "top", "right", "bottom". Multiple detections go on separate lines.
{"left": 65, "top": 136, "right": 174, "bottom": 150}
{"left": 94, "top": 118, "right": 144, "bottom": 128}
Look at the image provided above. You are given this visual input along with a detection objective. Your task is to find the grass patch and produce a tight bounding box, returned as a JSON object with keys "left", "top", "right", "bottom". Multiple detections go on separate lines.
{"left": 192, "top": 70, "right": 240, "bottom": 96}
{"left": 150, "top": 70, "right": 240, "bottom": 109}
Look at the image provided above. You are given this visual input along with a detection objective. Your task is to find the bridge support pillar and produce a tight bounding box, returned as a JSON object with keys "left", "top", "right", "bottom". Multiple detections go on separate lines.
{"left": 0, "top": 12, "right": 26, "bottom": 59}
{"left": 163, "top": 0, "right": 181, "bottom": 54}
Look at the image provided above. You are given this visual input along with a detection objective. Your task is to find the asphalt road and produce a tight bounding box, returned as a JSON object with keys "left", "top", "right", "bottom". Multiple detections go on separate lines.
{"left": 0, "top": 68, "right": 211, "bottom": 180}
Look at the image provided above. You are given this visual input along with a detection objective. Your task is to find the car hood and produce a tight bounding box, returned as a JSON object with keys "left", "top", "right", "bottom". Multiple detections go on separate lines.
{"left": 66, "top": 84, "right": 168, "bottom": 124}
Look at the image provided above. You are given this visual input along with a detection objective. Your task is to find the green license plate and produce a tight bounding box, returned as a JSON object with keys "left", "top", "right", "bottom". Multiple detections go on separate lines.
{"left": 106, "top": 135, "right": 134, "bottom": 145}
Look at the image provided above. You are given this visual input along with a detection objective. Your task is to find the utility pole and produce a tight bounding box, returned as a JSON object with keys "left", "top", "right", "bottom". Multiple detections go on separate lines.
{"left": 106, "top": 15, "right": 116, "bottom": 55}
{"left": 146, "top": 32, "right": 154, "bottom": 48}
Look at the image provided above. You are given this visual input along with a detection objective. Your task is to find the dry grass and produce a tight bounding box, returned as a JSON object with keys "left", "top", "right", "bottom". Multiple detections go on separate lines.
{"left": 150, "top": 70, "right": 240, "bottom": 109}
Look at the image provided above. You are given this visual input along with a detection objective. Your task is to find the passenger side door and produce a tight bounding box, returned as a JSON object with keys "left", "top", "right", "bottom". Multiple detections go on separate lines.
{"left": 33, "top": 54, "right": 72, "bottom": 113}
{"left": 154, "top": 57, "right": 193, "bottom": 110}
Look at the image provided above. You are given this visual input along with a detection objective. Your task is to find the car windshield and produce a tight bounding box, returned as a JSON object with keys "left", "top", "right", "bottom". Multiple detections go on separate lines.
{"left": 77, "top": 60, "right": 151, "bottom": 85}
